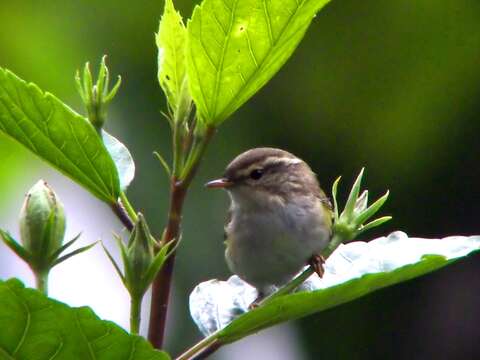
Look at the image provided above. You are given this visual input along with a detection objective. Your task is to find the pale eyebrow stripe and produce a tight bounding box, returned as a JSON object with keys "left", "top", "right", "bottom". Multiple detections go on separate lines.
{"left": 261, "top": 156, "right": 302, "bottom": 167}
{"left": 237, "top": 156, "right": 302, "bottom": 177}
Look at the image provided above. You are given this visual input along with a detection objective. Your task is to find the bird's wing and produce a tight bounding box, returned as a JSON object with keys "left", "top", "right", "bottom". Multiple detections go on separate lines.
{"left": 317, "top": 187, "right": 333, "bottom": 211}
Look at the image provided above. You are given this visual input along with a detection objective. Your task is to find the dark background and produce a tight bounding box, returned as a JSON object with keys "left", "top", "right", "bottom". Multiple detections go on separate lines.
{"left": 1, "top": 0, "right": 480, "bottom": 358}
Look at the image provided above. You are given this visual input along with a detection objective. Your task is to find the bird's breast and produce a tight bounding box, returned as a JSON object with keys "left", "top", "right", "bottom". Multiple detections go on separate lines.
{"left": 224, "top": 202, "right": 331, "bottom": 290}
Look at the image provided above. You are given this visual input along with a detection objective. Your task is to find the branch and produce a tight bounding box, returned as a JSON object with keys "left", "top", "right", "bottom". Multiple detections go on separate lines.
{"left": 148, "top": 126, "right": 216, "bottom": 349}
{"left": 110, "top": 199, "right": 134, "bottom": 231}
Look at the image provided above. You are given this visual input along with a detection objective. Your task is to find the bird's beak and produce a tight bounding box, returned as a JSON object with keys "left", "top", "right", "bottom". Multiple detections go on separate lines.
{"left": 205, "top": 178, "right": 233, "bottom": 189}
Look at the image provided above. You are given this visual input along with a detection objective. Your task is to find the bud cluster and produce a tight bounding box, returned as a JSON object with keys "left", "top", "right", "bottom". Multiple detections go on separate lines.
{"left": 331, "top": 168, "right": 391, "bottom": 244}
{"left": 75, "top": 56, "right": 121, "bottom": 131}
{"left": 102, "top": 213, "right": 173, "bottom": 333}
{"left": 103, "top": 213, "right": 173, "bottom": 299}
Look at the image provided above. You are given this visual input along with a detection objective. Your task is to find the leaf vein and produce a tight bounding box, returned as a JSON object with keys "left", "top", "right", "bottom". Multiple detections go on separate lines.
{"left": 218, "top": 0, "right": 307, "bottom": 120}
{"left": 127, "top": 338, "right": 137, "bottom": 360}
{"left": 4, "top": 282, "right": 31, "bottom": 355}
{"left": 47, "top": 340, "right": 64, "bottom": 360}
{"left": 0, "top": 76, "right": 110, "bottom": 199}
{"left": 262, "top": 0, "right": 274, "bottom": 46}
{"left": 74, "top": 311, "right": 96, "bottom": 360}
{"left": 0, "top": 347, "right": 15, "bottom": 360}
{"left": 211, "top": 0, "right": 239, "bottom": 117}
{"left": 238, "top": 69, "right": 247, "bottom": 85}
{"left": 199, "top": 36, "right": 219, "bottom": 71}
{"left": 91, "top": 328, "right": 112, "bottom": 344}
{"left": 189, "top": 11, "right": 212, "bottom": 118}
{"left": 67, "top": 120, "right": 111, "bottom": 199}
{"left": 212, "top": 9, "right": 227, "bottom": 35}
{"left": 220, "top": 0, "right": 232, "bottom": 12}
{"left": 245, "top": 30, "right": 259, "bottom": 68}
{"left": 0, "top": 85, "right": 40, "bottom": 152}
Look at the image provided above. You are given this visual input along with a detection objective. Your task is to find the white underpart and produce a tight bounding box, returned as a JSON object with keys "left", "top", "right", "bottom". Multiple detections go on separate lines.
{"left": 225, "top": 189, "right": 330, "bottom": 293}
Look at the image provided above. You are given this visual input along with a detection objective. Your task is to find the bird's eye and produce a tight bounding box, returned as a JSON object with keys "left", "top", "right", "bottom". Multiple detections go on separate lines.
{"left": 250, "top": 169, "right": 263, "bottom": 180}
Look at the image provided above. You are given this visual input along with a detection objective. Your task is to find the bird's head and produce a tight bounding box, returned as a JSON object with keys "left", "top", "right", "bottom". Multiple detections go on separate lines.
{"left": 206, "top": 148, "right": 321, "bottom": 209}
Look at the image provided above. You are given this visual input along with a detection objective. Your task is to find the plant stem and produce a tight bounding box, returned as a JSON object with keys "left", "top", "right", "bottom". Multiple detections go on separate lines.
{"left": 148, "top": 179, "right": 186, "bottom": 346}
{"left": 148, "top": 126, "right": 216, "bottom": 350}
{"left": 35, "top": 271, "right": 49, "bottom": 295}
{"left": 172, "top": 121, "right": 185, "bottom": 177}
{"left": 111, "top": 199, "right": 134, "bottom": 231}
{"left": 130, "top": 296, "right": 141, "bottom": 335}
{"left": 175, "top": 333, "right": 220, "bottom": 360}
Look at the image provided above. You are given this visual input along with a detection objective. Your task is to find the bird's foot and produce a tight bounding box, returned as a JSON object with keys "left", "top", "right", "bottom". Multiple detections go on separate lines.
{"left": 248, "top": 292, "right": 265, "bottom": 310}
{"left": 309, "top": 254, "right": 326, "bottom": 278}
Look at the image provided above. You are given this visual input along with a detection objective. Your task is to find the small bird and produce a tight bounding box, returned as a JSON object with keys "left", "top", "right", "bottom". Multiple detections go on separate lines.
{"left": 206, "top": 148, "right": 333, "bottom": 303}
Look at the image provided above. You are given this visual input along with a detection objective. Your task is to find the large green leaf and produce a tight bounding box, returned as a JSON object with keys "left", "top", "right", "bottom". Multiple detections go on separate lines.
{"left": 187, "top": 0, "right": 331, "bottom": 124}
{"left": 0, "top": 68, "right": 120, "bottom": 203}
{"left": 189, "top": 232, "right": 480, "bottom": 343}
{"left": 156, "top": 0, "right": 188, "bottom": 111}
{"left": 0, "top": 279, "right": 170, "bottom": 360}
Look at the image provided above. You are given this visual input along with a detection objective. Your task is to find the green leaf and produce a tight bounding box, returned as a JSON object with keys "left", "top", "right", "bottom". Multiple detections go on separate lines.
{"left": 156, "top": 0, "right": 188, "bottom": 111}
{"left": 187, "top": 0, "right": 332, "bottom": 124}
{"left": 0, "top": 68, "right": 120, "bottom": 203}
{"left": 189, "top": 233, "right": 480, "bottom": 343}
{"left": 0, "top": 279, "right": 170, "bottom": 360}
{"left": 221, "top": 258, "right": 451, "bottom": 343}
{"left": 102, "top": 131, "right": 135, "bottom": 190}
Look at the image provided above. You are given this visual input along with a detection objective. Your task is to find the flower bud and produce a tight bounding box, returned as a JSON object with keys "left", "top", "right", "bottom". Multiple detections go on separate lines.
{"left": 354, "top": 190, "right": 368, "bottom": 216}
{"left": 104, "top": 213, "right": 173, "bottom": 303}
{"left": 75, "top": 56, "right": 121, "bottom": 132}
{"left": 127, "top": 214, "right": 154, "bottom": 294}
{"left": 19, "top": 180, "right": 65, "bottom": 269}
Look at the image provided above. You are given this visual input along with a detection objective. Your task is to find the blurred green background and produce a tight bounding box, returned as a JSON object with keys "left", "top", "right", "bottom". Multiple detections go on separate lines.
{"left": 1, "top": 0, "right": 480, "bottom": 358}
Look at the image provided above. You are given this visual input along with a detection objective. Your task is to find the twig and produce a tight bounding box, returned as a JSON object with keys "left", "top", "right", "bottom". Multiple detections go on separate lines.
{"left": 110, "top": 199, "right": 134, "bottom": 231}
{"left": 175, "top": 333, "right": 220, "bottom": 360}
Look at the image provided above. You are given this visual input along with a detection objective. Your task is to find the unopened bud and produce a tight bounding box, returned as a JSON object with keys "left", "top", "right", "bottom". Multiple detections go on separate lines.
{"left": 127, "top": 213, "right": 154, "bottom": 292}
{"left": 19, "top": 180, "right": 65, "bottom": 270}
{"left": 75, "top": 56, "right": 121, "bottom": 132}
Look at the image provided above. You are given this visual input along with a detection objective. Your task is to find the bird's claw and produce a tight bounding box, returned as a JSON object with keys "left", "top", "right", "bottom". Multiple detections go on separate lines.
{"left": 248, "top": 292, "right": 265, "bottom": 310}
{"left": 309, "top": 254, "right": 326, "bottom": 278}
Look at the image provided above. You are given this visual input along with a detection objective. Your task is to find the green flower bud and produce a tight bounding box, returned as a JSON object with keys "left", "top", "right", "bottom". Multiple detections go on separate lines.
{"left": 126, "top": 214, "right": 155, "bottom": 295}
{"left": 75, "top": 56, "right": 121, "bottom": 132}
{"left": 19, "top": 180, "right": 65, "bottom": 271}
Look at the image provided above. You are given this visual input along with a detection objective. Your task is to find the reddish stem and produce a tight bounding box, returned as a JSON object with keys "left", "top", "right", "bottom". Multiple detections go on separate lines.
{"left": 111, "top": 200, "right": 134, "bottom": 231}
{"left": 148, "top": 179, "right": 186, "bottom": 348}
{"left": 148, "top": 126, "right": 215, "bottom": 349}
